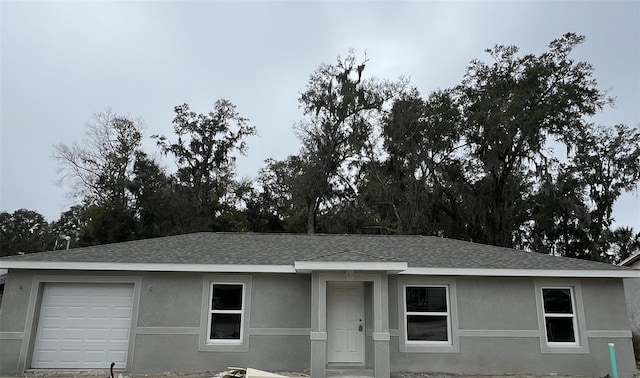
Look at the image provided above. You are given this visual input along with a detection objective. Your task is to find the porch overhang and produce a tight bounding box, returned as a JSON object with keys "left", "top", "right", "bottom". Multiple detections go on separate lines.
{"left": 294, "top": 261, "right": 408, "bottom": 273}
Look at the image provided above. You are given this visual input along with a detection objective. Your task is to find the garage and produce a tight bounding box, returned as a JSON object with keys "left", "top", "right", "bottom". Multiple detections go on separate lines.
{"left": 32, "top": 283, "right": 134, "bottom": 369}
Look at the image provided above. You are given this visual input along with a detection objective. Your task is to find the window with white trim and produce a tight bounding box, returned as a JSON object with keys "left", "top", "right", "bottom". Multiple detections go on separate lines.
{"left": 207, "top": 283, "right": 245, "bottom": 343}
{"left": 404, "top": 285, "right": 451, "bottom": 344}
{"left": 534, "top": 280, "right": 588, "bottom": 354}
{"left": 541, "top": 287, "right": 578, "bottom": 345}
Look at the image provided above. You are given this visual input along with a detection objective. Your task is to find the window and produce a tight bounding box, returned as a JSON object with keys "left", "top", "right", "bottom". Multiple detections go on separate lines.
{"left": 208, "top": 284, "right": 244, "bottom": 342}
{"left": 397, "top": 278, "right": 459, "bottom": 353}
{"left": 404, "top": 285, "right": 450, "bottom": 344}
{"left": 541, "top": 287, "right": 577, "bottom": 344}
{"left": 199, "top": 275, "right": 251, "bottom": 352}
{"left": 534, "top": 280, "right": 588, "bottom": 354}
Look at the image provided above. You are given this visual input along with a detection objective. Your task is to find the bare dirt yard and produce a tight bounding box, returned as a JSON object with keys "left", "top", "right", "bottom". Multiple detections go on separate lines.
{"left": 1, "top": 372, "right": 638, "bottom": 378}
{"left": 2, "top": 363, "right": 639, "bottom": 378}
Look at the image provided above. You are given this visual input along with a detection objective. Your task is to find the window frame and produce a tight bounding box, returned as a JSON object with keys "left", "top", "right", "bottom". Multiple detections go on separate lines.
{"left": 397, "top": 277, "right": 459, "bottom": 353}
{"left": 199, "top": 275, "right": 251, "bottom": 352}
{"left": 540, "top": 286, "right": 578, "bottom": 346}
{"left": 534, "top": 280, "right": 588, "bottom": 354}
{"left": 404, "top": 284, "right": 451, "bottom": 346}
{"left": 207, "top": 282, "right": 246, "bottom": 344}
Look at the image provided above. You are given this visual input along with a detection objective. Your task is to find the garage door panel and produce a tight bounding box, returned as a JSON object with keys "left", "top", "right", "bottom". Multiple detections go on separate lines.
{"left": 42, "top": 305, "right": 66, "bottom": 317}
{"left": 63, "top": 328, "right": 84, "bottom": 341}
{"left": 60, "top": 349, "right": 85, "bottom": 362}
{"left": 109, "top": 308, "right": 133, "bottom": 318}
{"left": 33, "top": 349, "right": 57, "bottom": 364}
{"left": 111, "top": 328, "right": 130, "bottom": 341}
{"left": 32, "top": 283, "right": 134, "bottom": 369}
{"left": 86, "top": 328, "right": 108, "bottom": 341}
{"left": 108, "top": 351, "right": 127, "bottom": 363}
{"left": 38, "top": 327, "right": 62, "bottom": 341}
{"left": 83, "top": 350, "right": 108, "bottom": 364}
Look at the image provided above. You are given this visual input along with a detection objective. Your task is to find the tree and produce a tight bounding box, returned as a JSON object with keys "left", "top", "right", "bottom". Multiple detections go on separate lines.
{"left": 295, "top": 50, "right": 405, "bottom": 233}
{"left": 605, "top": 227, "right": 640, "bottom": 264}
{"left": 53, "top": 109, "right": 144, "bottom": 207}
{"left": 127, "top": 152, "right": 175, "bottom": 238}
{"left": 53, "top": 110, "right": 144, "bottom": 245}
{"left": 567, "top": 124, "right": 640, "bottom": 260}
{"left": 348, "top": 33, "right": 638, "bottom": 261}
{"left": 528, "top": 166, "right": 591, "bottom": 258}
{"left": 527, "top": 123, "right": 640, "bottom": 262}
{"left": 452, "top": 33, "right": 611, "bottom": 247}
{"left": 153, "top": 99, "right": 256, "bottom": 232}
{"left": 50, "top": 205, "right": 88, "bottom": 249}
{"left": 244, "top": 158, "right": 298, "bottom": 233}
{"left": 359, "top": 88, "right": 462, "bottom": 235}
{"left": 79, "top": 203, "right": 136, "bottom": 245}
{"left": 0, "top": 209, "right": 52, "bottom": 256}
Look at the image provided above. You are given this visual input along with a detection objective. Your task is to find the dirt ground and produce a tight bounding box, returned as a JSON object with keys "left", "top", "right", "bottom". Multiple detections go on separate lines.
{"left": 2, "top": 371, "right": 638, "bottom": 378}
{"left": 2, "top": 363, "right": 639, "bottom": 378}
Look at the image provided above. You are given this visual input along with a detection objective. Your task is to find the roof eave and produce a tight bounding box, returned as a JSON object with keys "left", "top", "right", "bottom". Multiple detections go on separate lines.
{"left": 0, "top": 261, "right": 297, "bottom": 273}
{"left": 400, "top": 267, "right": 640, "bottom": 278}
{"left": 1, "top": 261, "right": 636, "bottom": 278}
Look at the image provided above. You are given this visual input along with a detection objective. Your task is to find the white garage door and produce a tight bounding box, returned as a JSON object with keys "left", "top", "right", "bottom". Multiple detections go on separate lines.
{"left": 32, "top": 283, "right": 134, "bottom": 369}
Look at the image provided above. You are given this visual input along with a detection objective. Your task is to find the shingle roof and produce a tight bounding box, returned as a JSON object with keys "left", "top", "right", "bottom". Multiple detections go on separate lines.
{"left": 0, "top": 232, "right": 627, "bottom": 273}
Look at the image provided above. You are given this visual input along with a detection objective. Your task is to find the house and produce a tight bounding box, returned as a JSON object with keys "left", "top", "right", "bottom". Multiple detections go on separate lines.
{"left": 0, "top": 232, "right": 638, "bottom": 377}
{"left": 622, "top": 253, "right": 640, "bottom": 268}
{"left": 620, "top": 252, "right": 640, "bottom": 360}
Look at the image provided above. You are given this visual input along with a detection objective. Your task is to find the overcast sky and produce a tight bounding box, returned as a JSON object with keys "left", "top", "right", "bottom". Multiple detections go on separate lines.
{"left": 1, "top": 1, "right": 639, "bottom": 232}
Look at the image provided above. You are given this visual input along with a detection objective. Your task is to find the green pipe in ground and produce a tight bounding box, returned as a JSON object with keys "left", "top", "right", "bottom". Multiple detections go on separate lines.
{"left": 608, "top": 342, "right": 619, "bottom": 378}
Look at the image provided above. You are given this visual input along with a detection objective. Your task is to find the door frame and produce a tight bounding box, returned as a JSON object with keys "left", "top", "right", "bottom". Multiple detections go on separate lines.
{"left": 311, "top": 271, "right": 391, "bottom": 377}
{"left": 326, "top": 281, "right": 365, "bottom": 363}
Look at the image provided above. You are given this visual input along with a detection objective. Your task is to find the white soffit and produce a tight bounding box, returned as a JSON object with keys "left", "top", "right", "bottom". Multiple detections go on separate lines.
{"left": 400, "top": 267, "right": 640, "bottom": 278}
{"left": 1, "top": 261, "right": 636, "bottom": 277}
{"left": 0, "top": 261, "right": 297, "bottom": 273}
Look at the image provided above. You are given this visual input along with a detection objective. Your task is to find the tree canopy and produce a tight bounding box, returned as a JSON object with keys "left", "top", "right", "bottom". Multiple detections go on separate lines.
{"left": 2, "top": 33, "right": 638, "bottom": 264}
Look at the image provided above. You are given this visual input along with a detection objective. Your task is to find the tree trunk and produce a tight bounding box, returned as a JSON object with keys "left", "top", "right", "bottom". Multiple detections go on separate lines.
{"left": 306, "top": 200, "right": 317, "bottom": 234}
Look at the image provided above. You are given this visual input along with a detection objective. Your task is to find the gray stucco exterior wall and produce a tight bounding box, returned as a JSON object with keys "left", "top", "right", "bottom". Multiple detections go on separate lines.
{"left": 626, "top": 279, "right": 640, "bottom": 334}
{"left": 0, "top": 269, "right": 636, "bottom": 377}
{"left": 387, "top": 275, "right": 636, "bottom": 377}
{"left": 623, "top": 258, "right": 639, "bottom": 361}
{"left": 624, "top": 260, "right": 639, "bottom": 333}
{"left": 0, "top": 270, "right": 312, "bottom": 374}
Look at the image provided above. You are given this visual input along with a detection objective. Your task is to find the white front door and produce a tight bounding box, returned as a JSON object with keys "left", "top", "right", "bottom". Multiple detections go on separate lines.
{"left": 326, "top": 281, "right": 365, "bottom": 363}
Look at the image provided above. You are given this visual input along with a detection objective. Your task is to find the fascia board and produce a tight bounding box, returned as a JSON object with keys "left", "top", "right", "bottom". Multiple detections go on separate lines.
{"left": 400, "top": 267, "right": 640, "bottom": 278}
{"left": 2, "top": 261, "right": 636, "bottom": 277}
{"left": 0, "top": 261, "right": 297, "bottom": 273}
{"left": 294, "top": 261, "right": 408, "bottom": 272}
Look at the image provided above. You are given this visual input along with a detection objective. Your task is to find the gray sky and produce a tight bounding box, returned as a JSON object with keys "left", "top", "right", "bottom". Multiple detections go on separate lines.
{"left": 1, "top": 1, "right": 639, "bottom": 231}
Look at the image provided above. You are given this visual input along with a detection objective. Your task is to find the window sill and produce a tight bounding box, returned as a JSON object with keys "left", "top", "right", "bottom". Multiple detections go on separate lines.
{"left": 401, "top": 341, "right": 459, "bottom": 353}
{"left": 199, "top": 338, "right": 249, "bottom": 352}
{"left": 406, "top": 340, "right": 451, "bottom": 346}
{"left": 540, "top": 343, "right": 589, "bottom": 354}
{"left": 206, "top": 339, "right": 243, "bottom": 345}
